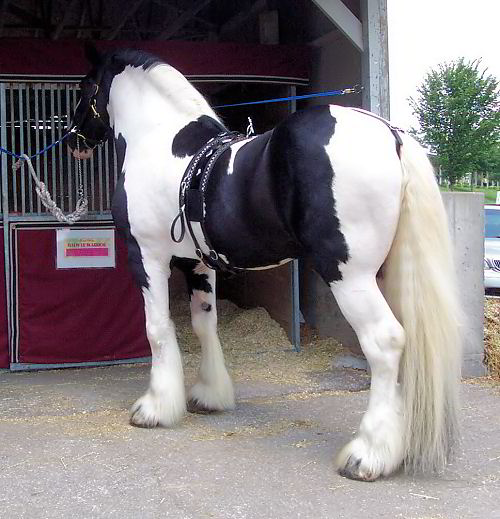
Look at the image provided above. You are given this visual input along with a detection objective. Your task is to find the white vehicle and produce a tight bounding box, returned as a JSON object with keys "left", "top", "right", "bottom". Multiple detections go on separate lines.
{"left": 484, "top": 204, "right": 500, "bottom": 291}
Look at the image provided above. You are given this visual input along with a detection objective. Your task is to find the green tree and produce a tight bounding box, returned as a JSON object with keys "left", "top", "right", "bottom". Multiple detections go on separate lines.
{"left": 478, "top": 143, "right": 500, "bottom": 183}
{"left": 410, "top": 58, "right": 500, "bottom": 187}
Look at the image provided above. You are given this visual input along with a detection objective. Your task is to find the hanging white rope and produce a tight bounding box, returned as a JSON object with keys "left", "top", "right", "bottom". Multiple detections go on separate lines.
{"left": 14, "top": 153, "right": 88, "bottom": 225}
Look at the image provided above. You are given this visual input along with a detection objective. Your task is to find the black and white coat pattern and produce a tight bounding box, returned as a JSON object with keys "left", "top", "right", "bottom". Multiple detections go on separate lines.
{"left": 68, "top": 47, "right": 461, "bottom": 482}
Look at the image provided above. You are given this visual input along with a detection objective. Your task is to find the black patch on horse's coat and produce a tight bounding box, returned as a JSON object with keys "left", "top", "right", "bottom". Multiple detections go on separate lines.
{"left": 172, "top": 257, "right": 212, "bottom": 297}
{"left": 115, "top": 132, "right": 127, "bottom": 173}
{"left": 270, "top": 105, "right": 349, "bottom": 283}
{"left": 203, "top": 131, "right": 302, "bottom": 268}
{"left": 203, "top": 105, "right": 349, "bottom": 282}
{"left": 172, "top": 116, "right": 226, "bottom": 158}
{"left": 201, "top": 302, "right": 212, "bottom": 312}
{"left": 111, "top": 133, "right": 149, "bottom": 289}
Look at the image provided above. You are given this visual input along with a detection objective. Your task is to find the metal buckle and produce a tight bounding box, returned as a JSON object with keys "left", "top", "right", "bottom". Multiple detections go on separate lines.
{"left": 343, "top": 84, "right": 363, "bottom": 95}
{"left": 195, "top": 248, "right": 203, "bottom": 259}
{"left": 209, "top": 250, "right": 219, "bottom": 261}
{"left": 91, "top": 100, "right": 99, "bottom": 118}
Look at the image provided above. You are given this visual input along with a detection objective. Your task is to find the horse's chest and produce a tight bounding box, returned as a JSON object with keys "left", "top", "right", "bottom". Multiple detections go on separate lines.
{"left": 115, "top": 156, "right": 184, "bottom": 238}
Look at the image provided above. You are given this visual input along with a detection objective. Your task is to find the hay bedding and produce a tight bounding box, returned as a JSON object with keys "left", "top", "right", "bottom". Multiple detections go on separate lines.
{"left": 484, "top": 298, "right": 500, "bottom": 381}
{"left": 170, "top": 297, "right": 346, "bottom": 389}
{"left": 0, "top": 298, "right": 351, "bottom": 440}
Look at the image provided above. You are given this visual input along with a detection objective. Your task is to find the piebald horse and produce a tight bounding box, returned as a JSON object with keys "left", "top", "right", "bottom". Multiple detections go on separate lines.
{"left": 67, "top": 45, "right": 461, "bottom": 481}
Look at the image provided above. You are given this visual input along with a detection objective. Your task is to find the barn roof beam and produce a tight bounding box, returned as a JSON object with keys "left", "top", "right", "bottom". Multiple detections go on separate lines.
{"left": 0, "top": 0, "right": 11, "bottom": 36}
{"left": 219, "top": 0, "right": 267, "bottom": 39}
{"left": 154, "top": 0, "right": 213, "bottom": 40}
{"left": 7, "top": 3, "right": 44, "bottom": 28}
{"left": 310, "top": 0, "right": 363, "bottom": 52}
{"left": 51, "top": 0, "right": 80, "bottom": 40}
{"left": 105, "top": 0, "right": 147, "bottom": 40}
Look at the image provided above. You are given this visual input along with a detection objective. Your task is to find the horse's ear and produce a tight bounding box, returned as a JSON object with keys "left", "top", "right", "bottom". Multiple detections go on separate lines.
{"left": 84, "top": 41, "right": 102, "bottom": 67}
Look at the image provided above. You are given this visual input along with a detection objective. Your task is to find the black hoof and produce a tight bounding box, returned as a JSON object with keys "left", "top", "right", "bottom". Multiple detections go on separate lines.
{"left": 129, "top": 404, "right": 159, "bottom": 428}
{"left": 338, "top": 456, "right": 375, "bottom": 482}
{"left": 186, "top": 398, "right": 217, "bottom": 414}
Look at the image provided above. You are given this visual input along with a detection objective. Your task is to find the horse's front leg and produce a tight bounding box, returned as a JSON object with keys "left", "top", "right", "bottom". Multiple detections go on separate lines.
{"left": 175, "top": 260, "right": 235, "bottom": 413}
{"left": 130, "top": 257, "right": 186, "bottom": 428}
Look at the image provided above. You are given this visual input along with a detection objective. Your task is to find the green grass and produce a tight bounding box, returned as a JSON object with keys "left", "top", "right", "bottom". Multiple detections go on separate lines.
{"left": 440, "top": 185, "right": 499, "bottom": 204}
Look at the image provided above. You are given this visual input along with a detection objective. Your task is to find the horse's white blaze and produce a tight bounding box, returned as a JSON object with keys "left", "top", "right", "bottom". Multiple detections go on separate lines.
{"left": 227, "top": 137, "right": 257, "bottom": 175}
{"left": 326, "top": 106, "right": 406, "bottom": 479}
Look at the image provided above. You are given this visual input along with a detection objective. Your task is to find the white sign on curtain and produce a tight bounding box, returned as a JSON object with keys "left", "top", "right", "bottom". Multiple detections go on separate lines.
{"left": 56, "top": 229, "right": 116, "bottom": 269}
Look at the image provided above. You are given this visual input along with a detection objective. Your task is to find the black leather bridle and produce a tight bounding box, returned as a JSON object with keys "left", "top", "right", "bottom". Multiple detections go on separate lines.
{"left": 70, "top": 82, "right": 110, "bottom": 149}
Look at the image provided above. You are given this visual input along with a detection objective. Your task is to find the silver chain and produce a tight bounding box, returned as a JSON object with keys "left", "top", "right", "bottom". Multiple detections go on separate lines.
{"left": 13, "top": 135, "right": 88, "bottom": 224}
{"left": 76, "top": 137, "right": 85, "bottom": 201}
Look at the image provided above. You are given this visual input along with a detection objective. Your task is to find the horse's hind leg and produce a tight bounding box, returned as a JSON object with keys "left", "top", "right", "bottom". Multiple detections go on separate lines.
{"left": 175, "top": 259, "right": 235, "bottom": 413}
{"left": 130, "top": 257, "right": 186, "bottom": 427}
{"left": 330, "top": 271, "right": 405, "bottom": 480}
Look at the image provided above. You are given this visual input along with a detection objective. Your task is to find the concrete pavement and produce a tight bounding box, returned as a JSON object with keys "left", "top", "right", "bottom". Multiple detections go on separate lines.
{"left": 0, "top": 363, "right": 499, "bottom": 519}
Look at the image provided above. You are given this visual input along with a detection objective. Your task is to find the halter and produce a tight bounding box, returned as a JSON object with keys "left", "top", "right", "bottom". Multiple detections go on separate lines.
{"left": 71, "top": 83, "right": 110, "bottom": 149}
{"left": 171, "top": 131, "right": 247, "bottom": 274}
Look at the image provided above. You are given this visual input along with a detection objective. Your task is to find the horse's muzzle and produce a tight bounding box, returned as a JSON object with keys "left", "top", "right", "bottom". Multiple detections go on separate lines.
{"left": 71, "top": 147, "right": 94, "bottom": 160}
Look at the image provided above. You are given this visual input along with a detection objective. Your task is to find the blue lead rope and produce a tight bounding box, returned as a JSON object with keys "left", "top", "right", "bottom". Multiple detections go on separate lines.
{"left": 215, "top": 86, "right": 361, "bottom": 109}
{"left": 0, "top": 131, "right": 71, "bottom": 161}
{"left": 0, "top": 86, "right": 361, "bottom": 159}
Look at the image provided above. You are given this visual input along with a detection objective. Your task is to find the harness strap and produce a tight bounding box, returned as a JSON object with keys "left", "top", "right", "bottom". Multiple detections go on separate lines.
{"left": 350, "top": 107, "right": 405, "bottom": 156}
{"left": 171, "top": 131, "right": 247, "bottom": 273}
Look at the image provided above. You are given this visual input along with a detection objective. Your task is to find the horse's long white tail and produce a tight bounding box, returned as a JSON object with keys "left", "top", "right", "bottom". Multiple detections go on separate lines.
{"left": 382, "top": 134, "right": 461, "bottom": 473}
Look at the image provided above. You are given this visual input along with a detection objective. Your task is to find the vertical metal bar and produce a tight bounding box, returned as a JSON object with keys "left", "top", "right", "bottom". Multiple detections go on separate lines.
{"left": 56, "top": 84, "right": 64, "bottom": 212}
{"left": 360, "top": 0, "right": 389, "bottom": 118}
{"left": 2, "top": 84, "right": 7, "bottom": 216}
{"left": 104, "top": 140, "right": 110, "bottom": 210}
{"left": 288, "top": 85, "right": 300, "bottom": 352}
{"left": 33, "top": 84, "right": 41, "bottom": 213}
{"left": 41, "top": 84, "right": 48, "bottom": 214}
{"left": 113, "top": 139, "right": 118, "bottom": 187}
{"left": 69, "top": 86, "right": 77, "bottom": 211}
{"left": 289, "top": 85, "right": 297, "bottom": 115}
{"left": 9, "top": 84, "right": 16, "bottom": 213}
{"left": 1, "top": 83, "right": 12, "bottom": 363}
{"left": 23, "top": 84, "right": 30, "bottom": 214}
{"left": 89, "top": 141, "right": 95, "bottom": 212}
{"left": 18, "top": 85, "right": 26, "bottom": 214}
{"left": 50, "top": 85, "right": 57, "bottom": 212}
{"left": 83, "top": 140, "right": 89, "bottom": 210}
{"left": 97, "top": 142, "right": 103, "bottom": 213}
{"left": 65, "top": 85, "right": 72, "bottom": 212}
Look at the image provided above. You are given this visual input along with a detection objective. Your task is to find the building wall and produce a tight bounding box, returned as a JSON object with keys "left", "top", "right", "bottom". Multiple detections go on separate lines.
{"left": 308, "top": 34, "right": 362, "bottom": 109}
{"left": 441, "top": 192, "right": 485, "bottom": 377}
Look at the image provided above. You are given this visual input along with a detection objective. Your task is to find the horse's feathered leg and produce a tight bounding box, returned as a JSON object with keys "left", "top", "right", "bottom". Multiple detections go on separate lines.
{"left": 331, "top": 273, "right": 405, "bottom": 480}
{"left": 129, "top": 258, "right": 186, "bottom": 428}
{"left": 175, "top": 261, "right": 234, "bottom": 413}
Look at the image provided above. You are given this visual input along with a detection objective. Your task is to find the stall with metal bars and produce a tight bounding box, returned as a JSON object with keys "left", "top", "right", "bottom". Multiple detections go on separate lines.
{"left": 0, "top": 40, "right": 310, "bottom": 370}
{"left": 0, "top": 79, "right": 152, "bottom": 369}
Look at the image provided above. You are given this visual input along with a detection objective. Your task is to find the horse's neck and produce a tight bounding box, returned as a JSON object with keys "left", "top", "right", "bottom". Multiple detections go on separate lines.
{"left": 108, "top": 64, "right": 218, "bottom": 145}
